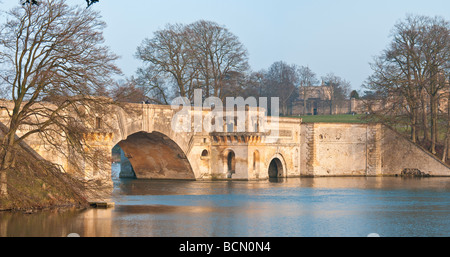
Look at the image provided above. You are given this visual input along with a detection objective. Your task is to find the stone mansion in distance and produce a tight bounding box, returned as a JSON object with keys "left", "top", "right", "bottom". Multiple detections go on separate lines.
{"left": 291, "top": 84, "right": 448, "bottom": 116}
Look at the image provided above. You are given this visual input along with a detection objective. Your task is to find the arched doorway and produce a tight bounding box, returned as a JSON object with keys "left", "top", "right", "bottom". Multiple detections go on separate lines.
{"left": 113, "top": 131, "right": 195, "bottom": 180}
{"left": 268, "top": 158, "right": 283, "bottom": 178}
{"left": 227, "top": 151, "right": 236, "bottom": 178}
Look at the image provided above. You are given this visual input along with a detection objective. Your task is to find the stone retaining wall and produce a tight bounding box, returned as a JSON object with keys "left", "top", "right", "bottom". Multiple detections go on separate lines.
{"left": 301, "top": 123, "right": 450, "bottom": 177}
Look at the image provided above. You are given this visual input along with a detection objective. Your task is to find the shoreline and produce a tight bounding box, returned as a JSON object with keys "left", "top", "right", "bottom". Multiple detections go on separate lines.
{"left": 0, "top": 203, "right": 89, "bottom": 214}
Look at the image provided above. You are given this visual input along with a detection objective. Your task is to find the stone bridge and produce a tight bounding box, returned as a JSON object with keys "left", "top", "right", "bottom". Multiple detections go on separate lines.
{"left": 88, "top": 103, "right": 450, "bottom": 182}
{"left": 107, "top": 103, "right": 301, "bottom": 181}
{"left": 2, "top": 101, "right": 450, "bottom": 187}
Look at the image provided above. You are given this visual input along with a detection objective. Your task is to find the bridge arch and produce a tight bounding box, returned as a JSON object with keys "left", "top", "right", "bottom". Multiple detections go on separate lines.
{"left": 267, "top": 154, "right": 287, "bottom": 178}
{"left": 115, "top": 131, "right": 195, "bottom": 180}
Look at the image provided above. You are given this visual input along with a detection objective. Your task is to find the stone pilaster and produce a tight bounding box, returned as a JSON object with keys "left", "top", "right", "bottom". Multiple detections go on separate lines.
{"left": 366, "top": 124, "right": 382, "bottom": 176}
{"left": 305, "top": 123, "right": 315, "bottom": 176}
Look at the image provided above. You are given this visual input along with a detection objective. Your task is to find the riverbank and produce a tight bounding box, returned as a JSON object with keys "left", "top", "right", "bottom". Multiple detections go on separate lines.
{"left": 0, "top": 145, "right": 90, "bottom": 212}
{"left": 0, "top": 172, "right": 89, "bottom": 213}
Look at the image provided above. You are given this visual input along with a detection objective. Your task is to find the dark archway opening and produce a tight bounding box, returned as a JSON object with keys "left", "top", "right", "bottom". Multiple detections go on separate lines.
{"left": 268, "top": 158, "right": 283, "bottom": 179}
{"left": 227, "top": 151, "right": 236, "bottom": 178}
{"left": 111, "top": 131, "right": 195, "bottom": 180}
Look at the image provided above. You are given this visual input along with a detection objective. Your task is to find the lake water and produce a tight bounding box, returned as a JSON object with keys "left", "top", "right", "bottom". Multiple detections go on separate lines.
{"left": 1, "top": 163, "right": 450, "bottom": 237}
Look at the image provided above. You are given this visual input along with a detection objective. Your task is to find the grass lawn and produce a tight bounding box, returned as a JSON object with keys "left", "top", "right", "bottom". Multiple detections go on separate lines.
{"left": 289, "top": 114, "right": 367, "bottom": 123}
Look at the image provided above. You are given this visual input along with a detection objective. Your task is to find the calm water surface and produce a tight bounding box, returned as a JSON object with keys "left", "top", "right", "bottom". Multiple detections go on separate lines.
{"left": 1, "top": 163, "right": 450, "bottom": 237}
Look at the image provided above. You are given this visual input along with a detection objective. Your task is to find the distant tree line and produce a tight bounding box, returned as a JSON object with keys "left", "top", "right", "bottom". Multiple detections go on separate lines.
{"left": 16, "top": 0, "right": 354, "bottom": 117}
{"left": 110, "top": 20, "right": 352, "bottom": 116}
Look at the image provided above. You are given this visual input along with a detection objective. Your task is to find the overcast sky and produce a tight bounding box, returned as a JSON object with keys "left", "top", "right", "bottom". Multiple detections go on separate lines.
{"left": 2, "top": 0, "right": 450, "bottom": 92}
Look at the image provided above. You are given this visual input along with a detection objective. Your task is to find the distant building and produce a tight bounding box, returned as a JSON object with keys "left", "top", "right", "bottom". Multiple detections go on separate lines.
{"left": 292, "top": 84, "right": 450, "bottom": 116}
{"left": 292, "top": 85, "right": 384, "bottom": 116}
{"left": 293, "top": 85, "right": 331, "bottom": 115}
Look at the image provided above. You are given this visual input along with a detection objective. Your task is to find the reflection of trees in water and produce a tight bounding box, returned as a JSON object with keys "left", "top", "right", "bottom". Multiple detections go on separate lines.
{"left": 0, "top": 208, "right": 95, "bottom": 237}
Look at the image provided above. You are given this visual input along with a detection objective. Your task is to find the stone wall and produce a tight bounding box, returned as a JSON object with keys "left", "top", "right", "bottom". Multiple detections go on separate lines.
{"left": 301, "top": 123, "right": 372, "bottom": 176}
{"left": 292, "top": 98, "right": 385, "bottom": 116}
{"left": 381, "top": 127, "right": 450, "bottom": 176}
{"left": 301, "top": 123, "right": 450, "bottom": 177}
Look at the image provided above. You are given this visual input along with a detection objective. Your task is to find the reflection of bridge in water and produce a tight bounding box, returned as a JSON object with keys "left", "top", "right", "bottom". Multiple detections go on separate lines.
{"left": 3, "top": 176, "right": 450, "bottom": 237}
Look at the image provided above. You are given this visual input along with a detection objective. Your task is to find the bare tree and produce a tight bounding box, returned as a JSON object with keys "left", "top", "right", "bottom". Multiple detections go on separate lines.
{"left": 321, "top": 73, "right": 351, "bottom": 115}
{"left": 136, "top": 23, "right": 199, "bottom": 102}
{"left": 219, "top": 71, "right": 246, "bottom": 98}
{"left": 298, "top": 66, "right": 319, "bottom": 115}
{"left": 133, "top": 67, "right": 172, "bottom": 105}
{"left": 221, "top": 70, "right": 265, "bottom": 101}
{"left": 186, "top": 20, "right": 249, "bottom": 100}
{"left": 0, "top": 0, "right": 120, "bottom": 197}
{"left": 366, "top": 15, "right": 430, "bottom": 143}
{"left": 136, "top": 20, "right": 249, "bottom": 103}
{"left": 420, "top": 16, "right": 450, "bottom": 154}
{"left": 366, "top": 14, "right": 450, "bottom": 155}
{"left": 443, "top": 62, "right": 450, "bottom": 161}
{"left": 110, "top": 79, "right": 147, "bottom": 104}
{"left": 261, "top": 61, "right": 299, "bottom": 116}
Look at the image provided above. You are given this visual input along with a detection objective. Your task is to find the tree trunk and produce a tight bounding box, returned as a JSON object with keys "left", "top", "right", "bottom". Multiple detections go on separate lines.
{"left": 421, "top": 99, "right": 430, "bottom": 142}
{"left": 415, "top": 108, "right": 420, "bottom": 143}
{"left": 330, "top": 99, "right": 333, "bottom": 115}
{"left": 301, "top": 84, "right": 308, "bottom": 116}
{"left": 447, "top": 82, "right": 450, "bottom": 161}
{"left": 0, "top": 170, "right": 7, "bottom": 197}
{"left": 443, "top": 133, "right": 449, "bottom": 162}
{"left": 430, "top": 94, "right": 438, "bottom": 154}
{"left": 0, "top": 151, "right": 12, "bottom": 198}
{"left": 411, "top": 106, "right": 417, "bottom": 143}
{"left": 0, "top": 128, "right": 18, "bottom": 198}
